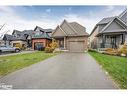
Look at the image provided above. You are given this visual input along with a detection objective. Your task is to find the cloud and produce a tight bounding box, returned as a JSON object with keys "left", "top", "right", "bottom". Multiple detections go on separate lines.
{"left": 105, "top": 6, "right": 115, "bottom": 11}
{"left": 0, "top": 7, "right": 59, "bottom": 36}
{"left": 46, "top": 9, "right": 51, "bottom": 13}
{"left": 0, "top": 6, "right": 126, "bottom": 37}
{"left": 68, "top": 7, "right": 72, "bottom": 11}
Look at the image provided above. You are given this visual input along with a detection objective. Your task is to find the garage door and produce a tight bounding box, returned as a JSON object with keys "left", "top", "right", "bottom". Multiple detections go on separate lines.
{"left": 69, "top": 41, "right": 84, "bottom": 52}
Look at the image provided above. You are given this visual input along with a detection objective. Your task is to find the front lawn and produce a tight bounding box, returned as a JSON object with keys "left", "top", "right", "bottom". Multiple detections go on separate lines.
{"left": 0, "top": 51, "right": 57, "bottom": 76}
{"left": 89, "top": 52, "right": 127, "bottom": 89}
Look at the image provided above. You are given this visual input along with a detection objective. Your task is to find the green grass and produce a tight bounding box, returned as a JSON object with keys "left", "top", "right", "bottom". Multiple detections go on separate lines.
{"left": 0, "top": 51, "right": 57, "bottom": 76}
{"left": 89, "top": 52, "right": 127, "bottom": 89}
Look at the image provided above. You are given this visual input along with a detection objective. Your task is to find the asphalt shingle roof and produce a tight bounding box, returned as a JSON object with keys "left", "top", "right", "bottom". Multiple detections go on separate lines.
{"left": 58, "top": 20, "right": 89, "bottom": 36}
{"left": 97, "top": 16, "right": 117, "bottom": 25}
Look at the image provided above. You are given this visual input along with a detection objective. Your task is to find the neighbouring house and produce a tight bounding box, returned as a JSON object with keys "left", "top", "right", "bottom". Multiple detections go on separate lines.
{"left": 11, "top": 30, "right": 34, "bottom": 49}
{"left": 90, "top": 9, "right": 127, "bottom": 49}
{"left": 32, "top": 26, "right": 53, "bottom": 50}
{"left": 3, "top": 34, "right": 13, "bottom": 46}
{"left": 52, "top": 20, "right": 89, "bottom": 52}
{"left": 0, "top": 39, "right": 4, "bottom": 46}
{"left": 3, "top": 30, "right": 34, "bottom": 49}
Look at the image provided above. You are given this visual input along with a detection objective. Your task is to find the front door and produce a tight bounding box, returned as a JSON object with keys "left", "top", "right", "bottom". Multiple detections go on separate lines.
{"left": 111, "top": 36, "right": 117, "bottom": 48}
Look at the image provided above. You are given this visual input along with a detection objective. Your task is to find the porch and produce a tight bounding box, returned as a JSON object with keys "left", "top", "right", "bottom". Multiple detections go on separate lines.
{"left": 55, "top": 37, "right": 66, "bottom": 50}
{"left": 98, "top": 33, "right": 125, "bottom": 49}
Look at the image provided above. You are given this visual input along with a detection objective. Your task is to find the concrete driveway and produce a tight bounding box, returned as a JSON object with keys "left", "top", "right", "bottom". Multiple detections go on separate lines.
{"left": 0, "top": 53, "right": 117, "bottom": 89}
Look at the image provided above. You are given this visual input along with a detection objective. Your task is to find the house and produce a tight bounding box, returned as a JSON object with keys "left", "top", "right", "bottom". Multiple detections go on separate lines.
{"left": 11, "top": 30, "right": 34, "bottom": 49}
{"left": 90, "top": 9, "right": 127, "bottom": 49}
{"left": 3, "top": 30, "right": 34, "bottom": 49}
{"left": 32, "top": 26, "right": 53, "bottom": 50}
{"left": 0, "top": 39, "right": 4, "bottom": 46}
{"left": 52, "top": 20, "right": 89, "bottom": 52}
{"left": 3, "top": 34, "right": 13, "bottom": 46}
{"left": 11, "top": 30, "right": 27, "bottom": 49}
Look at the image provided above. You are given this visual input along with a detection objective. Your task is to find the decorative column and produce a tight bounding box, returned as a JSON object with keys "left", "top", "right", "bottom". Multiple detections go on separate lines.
{"left": 102, "top": 34, "right": 105, "bottom": 48}
{"left": 123, "top": 33, "right": 126, "bottom": 44}
{"left": 64, "top": 37, "right": 66, "bottom": 49}
{"left": 125, "top": 33, "right": 127, "bottom": 45}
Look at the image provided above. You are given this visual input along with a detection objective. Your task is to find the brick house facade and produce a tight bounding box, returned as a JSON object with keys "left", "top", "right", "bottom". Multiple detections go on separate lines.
{"left": 32, "top": 26, "right": 52, "bottom": 50}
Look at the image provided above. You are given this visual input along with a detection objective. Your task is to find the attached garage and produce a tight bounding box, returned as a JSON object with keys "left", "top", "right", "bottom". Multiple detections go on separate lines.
{"left": 34, "top": 42, "right": 44, "bottom": 51}
{"left": 69, "top": 41, "right": 85, "bottom": 52}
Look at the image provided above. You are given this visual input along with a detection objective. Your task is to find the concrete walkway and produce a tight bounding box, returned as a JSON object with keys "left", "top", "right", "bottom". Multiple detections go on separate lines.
{"left": 0, "top": 53, "right": 117, "bottom": 89}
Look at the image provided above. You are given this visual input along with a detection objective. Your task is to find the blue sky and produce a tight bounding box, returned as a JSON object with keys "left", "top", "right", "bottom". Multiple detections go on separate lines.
{"left": 0, "top": 6, "right": 127, "bottom": 36}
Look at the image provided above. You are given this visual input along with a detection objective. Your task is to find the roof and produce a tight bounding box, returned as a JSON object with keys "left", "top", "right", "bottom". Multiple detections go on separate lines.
{"left": 32, "top": 26, "right": 52, "bottom": 39}
{"left": 69, "top": 22, "right": 88, "bottom": 35}
{"left": 34, "top": 26, "right": 53, "bottom": 33}
{"left": 119, "top": 9, "right": 127, "bottom": 18}
{"left": 90, "top": 9, "right": 127, "bottom": 36}
{"left": 32, "top": 32, "right": 51, "bottom": 39}
{"left": 52, "top": 20, "right": 89, "bottom": 37}
{"left": 3, "top": 34, "right": 13, "bottom": 41}
{"left": 22, "top": 30, "right": 34, "bottom": 35}
{"left": 12, "top": 30, "right": 22, "bottom": 35}
{"left": 97, "top": 16, "right": 117, "bottom": 25}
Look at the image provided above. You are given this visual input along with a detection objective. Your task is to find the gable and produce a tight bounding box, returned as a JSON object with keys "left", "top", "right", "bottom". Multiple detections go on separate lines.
{"left": 35, "top": 27, "right": 40, "bottom": 31}
{"left": 60, "top": 21, "right": 76, "bottom": 35}
{"left": 103, "top": 19, "right": 126, "bottom": 32}
{"left": 52, "top": 26, "right": 66, "bottom": 37}
{"left": 98, "top": 24, "right": 107, "bottom": 32}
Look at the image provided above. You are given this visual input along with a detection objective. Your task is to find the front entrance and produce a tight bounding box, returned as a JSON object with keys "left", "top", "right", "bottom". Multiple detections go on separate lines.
{"left": 34, "top": 42, "right": 44, "bottom": 51}
{"left": 69, "top": 41, "right": 84, "bottom": 52}
{"left": 111, "top": 36, "right": 117, "bottom": 48}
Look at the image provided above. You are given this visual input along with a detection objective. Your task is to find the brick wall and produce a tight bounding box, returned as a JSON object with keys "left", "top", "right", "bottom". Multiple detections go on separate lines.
{"left": 32, "top": 38, "right": 51, "bottom": 49}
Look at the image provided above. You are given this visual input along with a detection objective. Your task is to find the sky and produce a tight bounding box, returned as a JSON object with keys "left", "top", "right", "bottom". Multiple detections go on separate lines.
{"left": 0, "top": 6, "right": 127, "bottom": 36}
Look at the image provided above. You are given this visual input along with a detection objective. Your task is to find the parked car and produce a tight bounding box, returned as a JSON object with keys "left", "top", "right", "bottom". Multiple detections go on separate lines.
{"left": 0, "top": 45, "right": 21, "bottom": 54}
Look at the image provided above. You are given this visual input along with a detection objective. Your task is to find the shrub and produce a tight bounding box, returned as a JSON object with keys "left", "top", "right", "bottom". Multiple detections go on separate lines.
{"left": 103, "top": 48, "right": 118, "bottom": 56}
{"left": 45, "top": 46, "right": 54, "bottom": 53}
{"left": 49, "top": 39, "right": 58, "bottom": 50}
{"left": 105, "top": 48, "right": 114, "bottom": 52}
{"left": 118, "top": 45, "right": 127, "bottom": 55}
{"left": 45, "top": 39, "right": 58, "bottom": 53}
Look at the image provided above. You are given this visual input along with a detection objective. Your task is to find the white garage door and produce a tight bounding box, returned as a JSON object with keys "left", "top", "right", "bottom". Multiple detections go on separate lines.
{"left": 69, "top": 41, "right": 84, "bottom": 52}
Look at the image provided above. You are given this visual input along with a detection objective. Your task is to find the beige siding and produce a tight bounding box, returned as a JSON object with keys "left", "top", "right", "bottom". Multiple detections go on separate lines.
{"left": 90, "top": 26, "right": 99, "bottom": 43}
{"left": 89, "top": 26, "right": 99, "bottom": 49}
{"left": 52, "top": 27, "right": 66, "bottom": 37}
{"left": 11, "top": 41, "right": 27, "bottom": 47}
